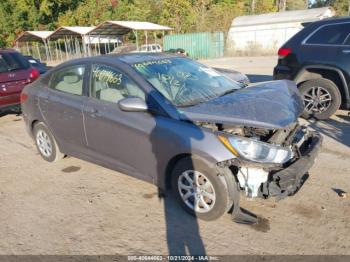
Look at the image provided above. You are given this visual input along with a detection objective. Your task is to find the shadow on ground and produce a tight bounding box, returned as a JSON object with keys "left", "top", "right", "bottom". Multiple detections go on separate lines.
{"left": 162, "top": 194, "right": 207, "bottom": 255}
{"left": 306, "top": 113, "right": 350, "bottom": 148}
{"left": 0, "top": 108, "right": 21, "bottom": 118}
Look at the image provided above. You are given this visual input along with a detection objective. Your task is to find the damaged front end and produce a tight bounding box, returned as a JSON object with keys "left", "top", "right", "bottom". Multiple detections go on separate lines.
{"left": 212, "top": 122, "right": 323, "bottom": 200}
{"left": 179, "top": 80, "right": 322, "bottom": 223}
{"left": 198, "top": 121, "right": 322, "bottom": 223}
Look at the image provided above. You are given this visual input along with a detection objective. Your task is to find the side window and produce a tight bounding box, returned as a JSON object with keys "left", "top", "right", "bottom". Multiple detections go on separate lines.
{"left": 90, "top": 64, "right": 145, "bottom": 104}
{"left": 50, "top": 65, "right": 85, "bottom": 95}
{"left": 306, "top": 23, "right": 350, "bottom": 45}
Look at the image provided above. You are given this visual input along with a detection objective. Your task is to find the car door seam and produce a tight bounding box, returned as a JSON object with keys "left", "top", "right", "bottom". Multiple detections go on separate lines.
{"left": 82, "top": 106, "right": 89, "bottom": 147}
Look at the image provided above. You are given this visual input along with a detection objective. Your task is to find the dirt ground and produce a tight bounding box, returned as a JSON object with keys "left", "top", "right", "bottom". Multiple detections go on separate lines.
{"left": 0, "top": 56, "right": 350, "bottom": 256}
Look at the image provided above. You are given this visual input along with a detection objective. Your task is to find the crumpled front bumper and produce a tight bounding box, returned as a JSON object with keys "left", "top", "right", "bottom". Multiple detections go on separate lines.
{"left": 262, "top": 131, "right": 323, "bottom": 199}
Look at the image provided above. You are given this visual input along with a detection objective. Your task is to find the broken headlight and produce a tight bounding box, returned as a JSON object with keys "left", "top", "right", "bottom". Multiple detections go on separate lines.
{"left": 218, "top": 135, "right": 294, "bottom": 164}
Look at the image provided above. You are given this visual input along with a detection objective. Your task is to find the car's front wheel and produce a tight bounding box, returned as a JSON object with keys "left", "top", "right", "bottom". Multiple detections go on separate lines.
{"left": 299, "top": 78, "right": 341, "bottom": 120}
{"left": 171, "top": 157, "right": 233, "bottom": 221}
{"left": 33, "top": 122, "right": 64, "bottom": 162}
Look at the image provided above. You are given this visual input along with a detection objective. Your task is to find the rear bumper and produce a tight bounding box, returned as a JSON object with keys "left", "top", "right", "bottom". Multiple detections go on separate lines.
{"left": 263, "top": 132, "right": 323, "bottom": 199}
{"left": 273, "top": 65, "right": 294, "bottom": 80}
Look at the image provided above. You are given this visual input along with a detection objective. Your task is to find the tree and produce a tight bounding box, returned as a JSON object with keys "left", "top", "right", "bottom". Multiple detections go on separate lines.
{"left": 254, "top": 0, "right": 277, "bottom": 14}
{"left": 204, "top": 1, "right": 246, "bottom": 32}
{"left": 0, "top": 0, "right": 82, "bottom": 46}
{"left": 286, "top": 0, "right": 308, "bottom": 10}
{"left": 2, "top": 0, "right": 308, "bottom": 48}
{"left": 159, "top": 0, "right": 196, "bottom": 33}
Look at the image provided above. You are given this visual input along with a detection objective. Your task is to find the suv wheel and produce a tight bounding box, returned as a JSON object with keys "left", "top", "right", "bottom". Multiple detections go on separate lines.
{"left": 171, "top": 157, "right": 233, "bottom": 221}
{"left": 33, "top": 122, "right": 64, "bottom": 162}
{"left": 299, "top": 78, "right": 341, "bottom": 120}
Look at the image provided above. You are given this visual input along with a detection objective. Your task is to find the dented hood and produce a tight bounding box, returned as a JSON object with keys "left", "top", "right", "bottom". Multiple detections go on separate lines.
{"left": 179, "top": 80, "right": 304, "bottom": 129}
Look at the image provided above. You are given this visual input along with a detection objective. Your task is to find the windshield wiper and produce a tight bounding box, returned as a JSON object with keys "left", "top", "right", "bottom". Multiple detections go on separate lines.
{"left": 177, "top": 99, "right": 206, "bottom": 108}
{"left": 218, "top": 88, "right": 237, "bottom": 97}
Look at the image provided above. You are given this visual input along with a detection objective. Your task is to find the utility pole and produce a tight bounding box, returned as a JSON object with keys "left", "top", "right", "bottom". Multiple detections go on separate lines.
{"left": 306, "top": 0, "right": 308, "bottom": 9}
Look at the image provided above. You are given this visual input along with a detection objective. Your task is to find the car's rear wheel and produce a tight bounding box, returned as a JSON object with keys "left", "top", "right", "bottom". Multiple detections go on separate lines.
{"left": 299, "top": 78, "right": 341, "bottom": 120}
{"left": 171, "top": 156, "right": 233, "bottom": 221}
{"left": 33, "top": 122, "right": 64, "bottom": 162}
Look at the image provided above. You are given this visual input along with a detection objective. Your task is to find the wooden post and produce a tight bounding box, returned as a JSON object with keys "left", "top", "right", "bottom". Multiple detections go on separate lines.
{"left": 97, "top": 35, "right": 101, "bottom": 55}
{"left": 145, "top": 31, "right": 148, "bottom": 47}
{"left": 58, "top": 40, "right": 63, "bottom": 61}
{"left": 133, "top": 30, "right": 139, "bottom": 51}
{"left": 26, "top": 42, "right": 30, "bottom": 56}
{"left": 64, "top": 37, "right": 69, "bottom": 60}
{"left": 43, "top": 40, "right": 50, "bottom": 61}
{"left": 154, "top": 32, "right": 157, "bottom": 44}
{"left": 82, "top": 35, "right": 87, "bottom": 57}
{"left": 36, "top": 42, "right": 42, "bottom": 61}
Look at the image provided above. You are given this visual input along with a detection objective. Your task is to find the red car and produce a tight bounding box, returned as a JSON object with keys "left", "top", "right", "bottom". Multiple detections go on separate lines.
{"left": 0, "top": 49, "right": 39, "bottom": 112}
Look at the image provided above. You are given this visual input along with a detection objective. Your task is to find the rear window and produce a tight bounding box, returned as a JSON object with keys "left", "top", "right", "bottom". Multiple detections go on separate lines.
{"left": 306, "top": 23, "right": 350, "bottom": 45}
{"left": 0, "top": 52, "right": 29, "bottom": 73}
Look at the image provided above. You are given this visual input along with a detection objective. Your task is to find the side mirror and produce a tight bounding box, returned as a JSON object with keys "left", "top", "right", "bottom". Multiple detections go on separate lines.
{"left": 118, "top": 97, "right": 148, "bottom": 112}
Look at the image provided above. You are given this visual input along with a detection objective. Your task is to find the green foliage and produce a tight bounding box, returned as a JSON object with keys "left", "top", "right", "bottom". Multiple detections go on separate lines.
{"left": 160, "top": 0, "right": 196, "bottom": 33}
{"left": 254, "top": 0, "right": 278, "bottom": 14}
{"left": 286, "top": 0, "right": 308, "bottom": 10}
{"left": 0, "top": 0, "right": 324, "bottom": 48}
{"left": 0, "top": 0, "right": 80, "bottom": 46}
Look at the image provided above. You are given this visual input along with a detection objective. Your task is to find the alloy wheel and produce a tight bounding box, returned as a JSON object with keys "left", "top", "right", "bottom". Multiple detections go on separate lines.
{"left": 177, "top": 170, "right": 216, "bottom": 213}
{"left": 303, "top": 86, "right": 332, "bottom": 113}
{"left": 36, "top": 130, "right": 53, "bottom": 157}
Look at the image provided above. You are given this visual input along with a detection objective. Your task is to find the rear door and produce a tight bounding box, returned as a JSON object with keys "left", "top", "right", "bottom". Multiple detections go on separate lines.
{"left": 338, "top": 25, "right": 350, "bottom": 105}
{"left": 0, "top": 52, "right": 30, "bottom": 106}
{"left": 300, "top": 23, "right": 350, "bottom": 68}
{"left": 40, "top": 64, "right": 87, "bottom": 154}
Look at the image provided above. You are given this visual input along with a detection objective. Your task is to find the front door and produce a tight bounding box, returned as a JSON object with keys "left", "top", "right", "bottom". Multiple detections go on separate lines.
{"left": 83, "top": 63, "right": 158, "bottom": 181}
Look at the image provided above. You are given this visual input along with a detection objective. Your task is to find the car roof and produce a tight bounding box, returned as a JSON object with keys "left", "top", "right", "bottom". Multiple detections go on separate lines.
{"left": 57, "top": 52, "right": 180, "bottom": 68}
{"left": 283, "top": 16, "right": 350, "bottom": 47}
{"left": 309, "top": 16, "right": 350, "bottom": 27}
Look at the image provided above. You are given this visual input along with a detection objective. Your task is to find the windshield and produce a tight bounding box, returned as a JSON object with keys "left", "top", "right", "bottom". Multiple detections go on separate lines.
{"left": 132, "top": 57, "right": 241, "bottom": 107}
{"left": 0, "top": 52, "right": 29, "bottom": 73}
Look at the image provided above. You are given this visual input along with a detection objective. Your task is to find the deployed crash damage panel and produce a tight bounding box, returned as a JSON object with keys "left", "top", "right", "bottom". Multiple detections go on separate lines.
{"left": 179, "top": 80, "right": 304, "bottom": 129}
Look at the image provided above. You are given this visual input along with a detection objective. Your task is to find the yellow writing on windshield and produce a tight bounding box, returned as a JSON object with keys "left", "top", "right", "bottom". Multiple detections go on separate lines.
{"left": 93, "top": 67, "right": 122, "bottom": 85}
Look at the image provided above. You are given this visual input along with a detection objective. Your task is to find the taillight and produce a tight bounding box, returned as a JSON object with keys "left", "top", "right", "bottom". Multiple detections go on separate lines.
{"left": 20, "top": 92, "right": 28, "bottom": 103}
{"left": 278, "top": 47, "right": 292, "bottom": 58}
{"left": 28, "top": 68, "right": 40, "bottom": 83}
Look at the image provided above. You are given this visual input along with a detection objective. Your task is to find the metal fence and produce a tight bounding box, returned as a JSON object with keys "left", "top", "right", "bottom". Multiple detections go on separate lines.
{"left": 17, "top": 39, "right": 120, "bottom": 64}
{"left": 164, "top": 32, "right": 224, "bottom": 59}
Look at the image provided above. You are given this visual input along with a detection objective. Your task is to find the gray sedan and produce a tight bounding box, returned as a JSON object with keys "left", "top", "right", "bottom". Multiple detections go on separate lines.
{"left": 21, "top": 53, "right": 321, "bottom": 222}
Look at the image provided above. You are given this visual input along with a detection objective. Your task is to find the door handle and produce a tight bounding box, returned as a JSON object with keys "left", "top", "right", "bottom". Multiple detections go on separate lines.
{"left": 86, "top": 107, "right": 97, "bottom": 113}
{"left": 342, "top": 50, "right": 350, "bottom": 54}
{"left": 41, "top": 94, "right": 49, "bottom": 102}
{"left": 86, "top": 107, "right": 101, "bottom": 117}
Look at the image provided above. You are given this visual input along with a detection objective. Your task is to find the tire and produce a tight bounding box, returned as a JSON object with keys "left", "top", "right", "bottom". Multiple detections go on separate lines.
{"left": 299, "top": 78, "right": 341, "bottom": 120}
{"left": 33, "top": 122, "right": 64, "bottom": 162}
{"left": 171, "top": 156, "right": 233, "bottom": 221}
